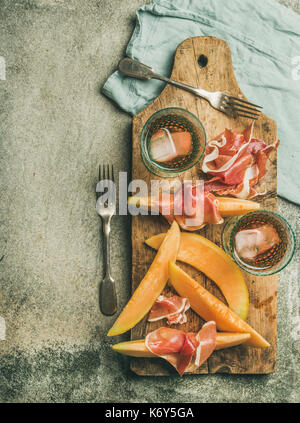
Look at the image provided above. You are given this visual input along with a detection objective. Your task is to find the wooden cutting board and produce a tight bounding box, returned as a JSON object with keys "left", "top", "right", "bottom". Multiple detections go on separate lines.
{"left": 130, "top": 36, "right": 277, "bottom": 375}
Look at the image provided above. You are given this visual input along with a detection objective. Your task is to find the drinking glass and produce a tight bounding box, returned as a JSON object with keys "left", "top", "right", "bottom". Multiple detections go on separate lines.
{"left": 222, "top": 210, "right": 296, "bottom": 276}
{"left": 140, "top": 107, "right": 206, "bottom": 177}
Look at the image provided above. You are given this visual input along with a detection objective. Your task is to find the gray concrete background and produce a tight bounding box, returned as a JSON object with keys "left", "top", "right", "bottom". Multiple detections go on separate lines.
{"left": 0, "top": 0, "right": 299, "bottom": 403}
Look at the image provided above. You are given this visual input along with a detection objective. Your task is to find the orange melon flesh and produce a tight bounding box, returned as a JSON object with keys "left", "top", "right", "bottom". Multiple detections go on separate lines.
{"left": 217, "top": 197, "right": 260, "bottom": 216}
{"left": 112, "top": 333, "right": 251, "bottom": 358}
{"left": 127, "top": 196, "right": 260, "bottom": 217}
{"left": 169, "top": 262, "right": 270, "bottom": 348}
{"left": 146, "top": 232, "right": 249, "bottom": 320}
{"left": 107, "top": 221, "right": 180, "bottom": 336}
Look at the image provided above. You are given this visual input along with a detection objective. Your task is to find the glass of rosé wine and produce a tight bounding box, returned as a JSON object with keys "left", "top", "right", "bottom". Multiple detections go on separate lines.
{"left": 140, "top": 107, "right": 206, "bottom": 177}
{"left": 222, "top": 210, "right": 296, "bottom": 276}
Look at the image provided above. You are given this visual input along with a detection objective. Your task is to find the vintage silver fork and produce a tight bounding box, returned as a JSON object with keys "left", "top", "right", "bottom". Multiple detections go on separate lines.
{"left": 118, "top": 58, "right": 262, "bottom": 120}
{"left": 96, "top": 164, "right": 117, "bottom": 316}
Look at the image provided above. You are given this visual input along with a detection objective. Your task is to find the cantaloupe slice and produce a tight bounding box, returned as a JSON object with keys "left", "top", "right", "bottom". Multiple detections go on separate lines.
{"left": 107, "top": 221, "right": 180, "bottom": 336}
{"left": 127, "top": 196, "right": 260, "bottom": 216}
{"left": 217, "top": 197, "right": 260, "bottom": 216}
{"left": 146, "top": 232, "right": 249, "bottom": 320}
{"left": 168, "top": 262, "right": 270, "bottom": 348}
{"left": 112, "top": 332, "right": 251, "bottom": 357}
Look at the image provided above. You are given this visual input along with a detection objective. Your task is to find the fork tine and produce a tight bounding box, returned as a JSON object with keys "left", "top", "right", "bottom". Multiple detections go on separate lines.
{"left": 236, "top": 113, "right": 258, "bottom": 120}
{"left": 231, "top": 106, "right": 260, "bottom": 117}
{"left": 97, "top": 164, "right": 115, "bottom": 194}
{"left": 229, "top": 96, "right": 263, "bottom": 109}
{"left": 228, "top": 100, "right": 261, "bottom": 113}
{"left": 111, "top": 165, "right": 115, "bottom": 182}
{"left": 96, "top": 165, "right": 102, "bottom": 197}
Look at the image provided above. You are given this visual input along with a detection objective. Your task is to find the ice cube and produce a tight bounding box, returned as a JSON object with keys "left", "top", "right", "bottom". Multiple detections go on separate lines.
{"left": 149, "top": 129, "right": 192, "bottom": 163}
{"left": 149, "top": 129, "right": 177, "bottom": 162}
{"left": 235, "top": 224, "right": 280, "bottom": 261}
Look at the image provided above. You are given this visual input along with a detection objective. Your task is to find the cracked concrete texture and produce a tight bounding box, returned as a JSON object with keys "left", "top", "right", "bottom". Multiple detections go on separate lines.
{"left": 0, "top": 0, "right": 299, "bottom": 403}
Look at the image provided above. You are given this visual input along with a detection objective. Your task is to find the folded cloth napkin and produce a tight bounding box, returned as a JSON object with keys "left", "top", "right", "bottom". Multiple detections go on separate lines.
{"left": 102, "top": 0, "right": 300, "bottom": 205}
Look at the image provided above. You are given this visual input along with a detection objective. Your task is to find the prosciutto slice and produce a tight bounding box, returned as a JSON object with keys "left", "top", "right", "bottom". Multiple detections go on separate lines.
{"left": 148, "top": 295, "right": 190, "bottom": 325}
{"left": 202, "top": 123, "right": 279, "bottom": 199}
{"left": 145, "top": 322, "right": 217, "bottom": 376}
{"left": 158, "top": 181, "right": 223, "bottom": 231}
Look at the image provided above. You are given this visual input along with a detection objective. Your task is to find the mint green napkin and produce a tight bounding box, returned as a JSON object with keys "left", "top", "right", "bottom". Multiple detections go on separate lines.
{"left": 102, "top": 0, "right": 300, "bottom": 205}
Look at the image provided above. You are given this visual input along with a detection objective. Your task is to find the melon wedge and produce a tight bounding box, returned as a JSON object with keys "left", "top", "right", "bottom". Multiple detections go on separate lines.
{"left": 217, "top": 197, "right": 260, "bottom": 216}
{"left": 169, "top": 262, "right": 270, "bottom": 348}
{"left": 127, "top": 196, "right": 260, "bottom": 217}
{"left": 113, "top": 339, "right": 155, "bottom": 358}
{"left": 146, "top": 232, "right": 249, "bottom": 320}
{"left": 107, "top": 221, "right": 180, "bottom": 336}
{"left": 112, "top": 332, "right": 251, "bottom": 358}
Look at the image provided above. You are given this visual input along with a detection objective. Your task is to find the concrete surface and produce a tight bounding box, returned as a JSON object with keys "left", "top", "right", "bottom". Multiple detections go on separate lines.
{"left": 0, "top": 0, "right": 299, "bottom": 403}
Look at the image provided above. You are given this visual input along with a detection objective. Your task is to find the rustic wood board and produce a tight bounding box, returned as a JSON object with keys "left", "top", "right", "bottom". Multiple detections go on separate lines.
{"left": 130, "top": 37, "right": 277, "bottom": 375}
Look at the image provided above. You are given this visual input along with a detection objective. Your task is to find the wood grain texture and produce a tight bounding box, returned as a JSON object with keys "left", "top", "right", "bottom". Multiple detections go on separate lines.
{"left": 130, "top": 37, "right": 277, "bottom": 375}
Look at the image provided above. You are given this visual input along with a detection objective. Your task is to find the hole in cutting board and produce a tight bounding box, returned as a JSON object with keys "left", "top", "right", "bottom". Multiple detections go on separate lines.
{"left": 198, "top": 54, "right": 208, "bottom": 68}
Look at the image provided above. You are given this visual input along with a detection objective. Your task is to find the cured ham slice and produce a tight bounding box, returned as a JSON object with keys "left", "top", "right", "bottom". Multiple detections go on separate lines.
{"left": 148, "top": 295, "right": 190, "bottom": 325}
{"left": 202, "top": 123, "right": 279, "bottom": 199}
{"left": 145, "top": 322, "right": 217, "bottom": 376}
{"left": 186, "top": 321, "right": 217, "bottom": 372}
{"left": 159, "top": 181, "right": 223, "bottom": 231}
{"left": 196, "top": 321, "right": 217, "bottom": 367}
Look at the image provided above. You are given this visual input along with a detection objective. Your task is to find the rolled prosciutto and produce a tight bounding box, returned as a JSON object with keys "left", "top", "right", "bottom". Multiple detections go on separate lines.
{"left": 148, "top": 295, "right": 190, "bottom": 325}
{"left": 202, "top": 123, "right": 279, "bottom": 199}
{"left": 145, "top": 322, "right": 217, "bottom": 376}
{"left": 158, "top": 181, "right": 223, "bottom": 231}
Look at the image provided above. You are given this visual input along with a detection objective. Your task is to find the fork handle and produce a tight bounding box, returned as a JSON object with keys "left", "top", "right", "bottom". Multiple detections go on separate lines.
{"left": 158, "top": 75, "right": 211, "bottom": 102}
{"left": 100, "top": 220, "right": 117, "bottom": 316}
{"left": 118, "top": 57, "right": 211, "bottom": 102}
{"left": 103, "top": 220, "right": 112, "bottom": 275}
{"left": 100, "top": 279, "right": 117, "bottom": 316}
